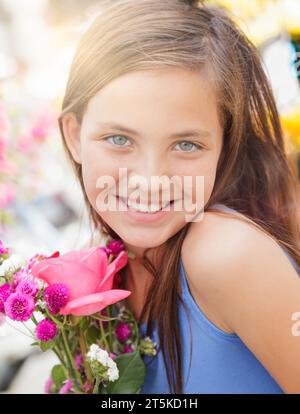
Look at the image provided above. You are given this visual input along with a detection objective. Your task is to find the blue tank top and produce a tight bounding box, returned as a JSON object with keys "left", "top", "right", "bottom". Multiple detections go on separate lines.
{"left": 139, "top": 204, "right": 300, "bottom": 394}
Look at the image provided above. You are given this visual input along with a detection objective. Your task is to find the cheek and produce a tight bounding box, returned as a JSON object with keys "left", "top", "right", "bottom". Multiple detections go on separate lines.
{"left": 175, "top": 155, "right": 219, "bottom": 202}
{"left": 80, "top": 144, "right": 119, "bottom": 208}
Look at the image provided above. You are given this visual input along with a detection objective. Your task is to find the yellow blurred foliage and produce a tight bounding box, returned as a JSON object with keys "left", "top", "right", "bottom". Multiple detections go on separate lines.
{"left": 281, "top": 107, "right": 300, "bottom": 151}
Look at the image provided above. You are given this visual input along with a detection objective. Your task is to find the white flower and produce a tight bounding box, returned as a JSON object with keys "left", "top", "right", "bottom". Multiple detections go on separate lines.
{"left": 86, "top": 344, "right": 101, "bottom": 360}
{"left": 0, "top": 254, "right": 25, "bottom": 276}
{"left": 87, "top": 344, "right": 110, "bottom": 364}
{"left": 36, "top": 299, "right": 47, "bottom": 310}
{"left": 107, "top": 364, "right": 119, "bottom": 382}
{"left": 97, "top": 349, "right": 110, "bottom": 365}
{"left": 86, "top": 344, "right": 119, "bottom": 382}
{"left": 34, "top": 277, "right": 46, "bottom": 290}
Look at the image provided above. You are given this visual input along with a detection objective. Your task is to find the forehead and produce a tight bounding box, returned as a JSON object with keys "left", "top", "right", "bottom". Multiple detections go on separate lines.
{"left": 82, "top": 67, "right": 221, "bottom": 135}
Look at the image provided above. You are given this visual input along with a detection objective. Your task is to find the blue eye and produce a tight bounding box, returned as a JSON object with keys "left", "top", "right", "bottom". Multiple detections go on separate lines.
{"left": 174, "top": 141, "right": 202, "bottom": 152}
{"left": 104, "top": 135, "right": 131, "bottom": 147}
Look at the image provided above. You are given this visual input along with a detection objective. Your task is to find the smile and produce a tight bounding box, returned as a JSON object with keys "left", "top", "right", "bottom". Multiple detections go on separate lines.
{"left": 116, "top": 196, "right": 174, "bottom": 213}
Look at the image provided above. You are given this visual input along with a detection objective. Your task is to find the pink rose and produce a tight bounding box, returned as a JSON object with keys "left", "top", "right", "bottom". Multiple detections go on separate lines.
{"left": 30, "top": 247, "right": 131, "bottom": 316}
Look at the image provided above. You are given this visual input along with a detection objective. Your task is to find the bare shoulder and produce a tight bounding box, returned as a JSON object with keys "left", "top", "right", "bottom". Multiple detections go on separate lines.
{"left": 181, "top": 206, "right": 300, "bottom": 337}
{"left": 182, "top": 205, "right": 292, "bottom": 273}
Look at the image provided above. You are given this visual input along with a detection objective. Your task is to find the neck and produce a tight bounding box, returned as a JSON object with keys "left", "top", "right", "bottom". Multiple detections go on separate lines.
{"left": 120, "top": 242, "right": 167, "bottom": 322}
{"left": 122, "top": 241, "right": 168, "bottom": 279}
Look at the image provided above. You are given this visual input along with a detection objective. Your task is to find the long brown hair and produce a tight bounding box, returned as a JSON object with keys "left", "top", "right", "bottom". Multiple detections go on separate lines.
{"left": 58, "top": 0, "right": 300, "bottom": 393}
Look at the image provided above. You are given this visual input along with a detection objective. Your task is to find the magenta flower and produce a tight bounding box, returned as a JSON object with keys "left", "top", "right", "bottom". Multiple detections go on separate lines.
{"left": 4, "top": 292, "right": 34, "bottom": 321}
{"left": 59, "top": 379, "right": 73, "bottom": 394}
{"left": 74, "top": 354, "right": 83, "bottom": 370}
{"left": 11, "top": 269, "right": 29, "bottom": 290}
{"left": 109, "top": 352, "right": 117, "bottom": 360}
{"left": 82, "top": 383, "right": 93, "bottom": 393}
{"left": 0, "top": 240, "right": 9, "bottom": 255}
{"left": 43, "top": 283, "right": 70, "bottom": 314}
{"left": 44, "top": 376, "right": 54, "bottom": 394}
{"left": 27, "top": 254, "right": 44, "bottom": 270}
{"left": 36, "top": 318, "right": 57, "bottom": 342}
{"left": 16, "top": 278, "right": 39, "bottom": 298}
{"left": 122, "top": 344, "right": 134, "bottom": 354}
{"left": 0, "top": 283, "right": 11, "bottom": 312}
{"left": 31, "top": 247, "right": 130, "bottom": 316}
{"left": 27, "top": 251, "right": 60, "bottom": 271}
{"left": 105, "top": 239, "right": 125, "bottom": 257}
{"left": 30, "top": 113, "right": 54, "bottom": 142}
{"left": 115, "top": 322, "right": 132, "bottom": 342}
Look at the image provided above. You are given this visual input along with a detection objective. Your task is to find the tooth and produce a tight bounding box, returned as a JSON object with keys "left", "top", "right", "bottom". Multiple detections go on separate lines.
{"left": 150, "top": 205, "right": 159, "bottom": 212}
{"left": 139, "top": 204, "right": 149, "bottom": 212}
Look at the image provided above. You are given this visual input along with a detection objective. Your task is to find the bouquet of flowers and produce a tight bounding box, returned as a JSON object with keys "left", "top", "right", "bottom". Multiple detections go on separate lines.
{"left": 0, "top": 238, "right": 157, "bottom": 394}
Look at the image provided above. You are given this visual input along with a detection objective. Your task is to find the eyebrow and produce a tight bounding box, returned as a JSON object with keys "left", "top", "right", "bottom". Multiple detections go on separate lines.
{"left": 96, "top": 121, "right": 211, "bottom": 139}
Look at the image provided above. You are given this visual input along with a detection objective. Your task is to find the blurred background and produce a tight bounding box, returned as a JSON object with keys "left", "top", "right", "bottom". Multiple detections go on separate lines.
{"left": 0, "top": 0, "right": 299, "bottom": 393}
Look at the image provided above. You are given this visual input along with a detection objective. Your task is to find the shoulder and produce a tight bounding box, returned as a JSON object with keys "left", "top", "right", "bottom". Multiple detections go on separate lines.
{"left": 181, "top": 207, "right": 300, "bottom": 392}
{"left": 182, "top": 205, "right": 297, "bottom": 278}
{"left": 182, "top": 206, "right": 299, "bottom": 306}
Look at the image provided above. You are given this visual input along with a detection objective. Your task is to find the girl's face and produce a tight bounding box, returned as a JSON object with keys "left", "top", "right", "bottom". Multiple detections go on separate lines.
{"left": 63, "top": 67, "right": 223, "bottom": 252}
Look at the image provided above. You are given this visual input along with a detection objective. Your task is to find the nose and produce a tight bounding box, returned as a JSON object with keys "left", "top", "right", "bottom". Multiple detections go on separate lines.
{"left": 127, "top": 154, "right": 172, "bottom": 204}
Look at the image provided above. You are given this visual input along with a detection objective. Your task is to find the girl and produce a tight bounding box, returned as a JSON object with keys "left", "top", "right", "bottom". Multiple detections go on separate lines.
{"left": 58, "top": 0, "right": 300, "bottom": 394}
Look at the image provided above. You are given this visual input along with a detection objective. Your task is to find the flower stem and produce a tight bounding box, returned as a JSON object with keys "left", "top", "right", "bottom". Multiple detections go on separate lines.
{"left": 107, "top": 306, "right": 113, "bottom": 350}
{"left": 93, "top": 377, "right": 100, "bottom": 394}
{"left": 53, "top": 346, "right": 66, "bottom": 367}
{"left": 31, "top": 313, "right": 38, "bottom": 325}
{"left": 78, "top": 327, "right": 93, "bottom": 390}
{"left": 61, "top": 328, "right": 83, "bottom": 389}
{"left": 99, "top": 318, "right": 110, "bottom": 352}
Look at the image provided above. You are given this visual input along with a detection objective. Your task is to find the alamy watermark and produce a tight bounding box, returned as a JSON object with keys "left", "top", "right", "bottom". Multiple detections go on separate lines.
{"left": 94, "top": 167, "right": 205, "bottom": 222}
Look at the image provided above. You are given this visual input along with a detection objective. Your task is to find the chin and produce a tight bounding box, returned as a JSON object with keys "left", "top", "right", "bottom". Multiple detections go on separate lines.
{"left": 117, "top": 231, "right": 169, "bottom": 251}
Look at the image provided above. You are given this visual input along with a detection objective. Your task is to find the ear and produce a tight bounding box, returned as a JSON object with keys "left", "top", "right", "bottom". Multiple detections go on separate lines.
{"left": 61, "top": 112, "right": 82, "bottom": 164}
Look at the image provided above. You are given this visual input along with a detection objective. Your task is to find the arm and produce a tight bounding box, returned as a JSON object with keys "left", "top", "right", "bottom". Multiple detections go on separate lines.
{"left": 183, "top": 213, "right": 300, "bottom": 393}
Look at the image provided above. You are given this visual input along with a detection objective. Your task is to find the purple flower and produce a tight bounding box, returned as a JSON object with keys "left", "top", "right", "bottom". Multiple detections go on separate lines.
{"left": 109, "top": 352, "right": 117, "bottom": 360}
{"left": 0, "top": 283, "right": 11, "bottom": 312}
{"left": 0, "top": 240, "right": 9, "bottom": 255}
{"left": 36, "top": 318, "right": 57, "bottom": 342}
{"left": 16, "top": 277, "right": 39, "bottom": 298}
{"left": 43, "top": 283, "right": 70, "bottom": 314}
{"left": 44, "top": 376, "right": 54, "bottom": 394}
{"left": 115, "top": 322, "right": 132, "bottom": 342}
{"left": 59, "top": 379, "right": 73, "bottom": 394}
{"left": 4, "top": 292, "right": 35, "bottom": 321}
{"left": 11, "top": 269, "right": 29, "bottom": 290}
{"left": 122, "top": 344, "right": 134, "bottom": 354}
{"left": 105, "top": 239, "right": 124, "bottom": 257}
{"left": 82, "top": 383, "right": 92, "bottom": 393}
{"left": 74, "top": 354, "right": 83, "bottom": 369}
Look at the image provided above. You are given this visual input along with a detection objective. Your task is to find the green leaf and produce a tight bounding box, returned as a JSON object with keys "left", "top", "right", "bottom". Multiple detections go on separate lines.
{"left": 106, "top": 350, "right": 146, "bottom": 394}
{"left": 70, "top": 337, "right": 79, "bottom": 354}
{"left": 86, "top": 325, "right": 100, "bottom": 345}
{"left": 30, "top": 341, "right": 39, "bottom": 347}
{"left": 79, "top": 317, "right": 89, "bottom": 331}
{"left": 51, "top": 364, "right": 67, "bottom": 390}
{"left": 40, "top": 339, "right": 56, "bottom": 352}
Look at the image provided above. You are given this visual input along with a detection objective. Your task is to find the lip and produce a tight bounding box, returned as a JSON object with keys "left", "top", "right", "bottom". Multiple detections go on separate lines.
{"left": 116, "top": 196, "right": 174, "bottom": 223}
